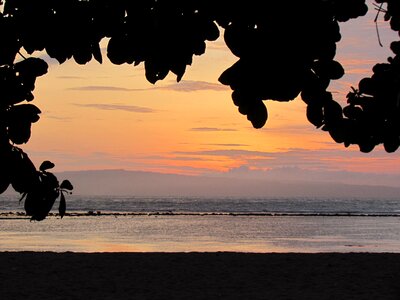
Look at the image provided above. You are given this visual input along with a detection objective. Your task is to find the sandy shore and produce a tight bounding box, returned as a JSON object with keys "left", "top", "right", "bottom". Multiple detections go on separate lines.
{"left": 1, "top": 252, "right": 400, "bottom": 299}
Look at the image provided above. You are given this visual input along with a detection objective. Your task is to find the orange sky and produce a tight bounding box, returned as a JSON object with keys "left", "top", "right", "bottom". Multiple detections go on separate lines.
{"left": 19, "top": 1, "right": 400, "bottom": 179}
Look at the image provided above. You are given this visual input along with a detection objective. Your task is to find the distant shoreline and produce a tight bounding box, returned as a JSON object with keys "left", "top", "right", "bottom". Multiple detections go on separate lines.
{"left": 1, "top": 252, "right": 399, "bottom": 299}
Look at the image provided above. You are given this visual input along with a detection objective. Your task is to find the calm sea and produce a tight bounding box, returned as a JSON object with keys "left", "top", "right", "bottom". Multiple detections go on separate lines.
{"left": 1, "top": 195, "right": 400, "bottom": 253}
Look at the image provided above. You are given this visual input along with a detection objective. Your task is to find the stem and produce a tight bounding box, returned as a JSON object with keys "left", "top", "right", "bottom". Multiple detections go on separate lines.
{"left": 373, "top": 3, "right": 386, "bottom": 47}
{"left": 17, "top": 51, "right": 27, "bottom": 60}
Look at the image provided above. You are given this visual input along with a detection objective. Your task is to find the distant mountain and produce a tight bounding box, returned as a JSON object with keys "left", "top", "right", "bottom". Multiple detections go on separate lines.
{"left": 44, "top": 169, "right": 400, "bottom": 198}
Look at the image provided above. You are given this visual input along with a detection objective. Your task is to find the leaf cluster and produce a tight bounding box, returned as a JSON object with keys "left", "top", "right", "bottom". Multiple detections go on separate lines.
{"left": 0, "top": 146, "right": 73, "bottom": 221}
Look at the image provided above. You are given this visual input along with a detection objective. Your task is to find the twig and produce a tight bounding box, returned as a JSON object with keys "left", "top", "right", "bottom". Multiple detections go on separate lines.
{"left": 17, "top": 50, "right": 27, "bottom": 60}
{"left": 374, "top": 3, "right": 384, "bottom": 47}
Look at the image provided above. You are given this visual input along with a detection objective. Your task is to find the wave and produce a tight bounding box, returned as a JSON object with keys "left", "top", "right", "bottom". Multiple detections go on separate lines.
{"left": 2, "top": 211, "right": 400, "bottom": 219}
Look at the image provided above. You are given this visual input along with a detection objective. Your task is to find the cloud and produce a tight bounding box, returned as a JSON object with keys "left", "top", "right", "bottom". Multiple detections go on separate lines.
{"left": 207, "top": 143, "right": 249, "bottom": 147}
{"left": 74, "top": 103, "right": 157, "bottom": 113}
{"left": 134, "top": 154, "right": 207, "bottom": 162}
{"left": 174, "top": 147, "right": 400, "bottom": 174}
{"left": 68, "top": 80, "right": 228, "bottom": 93}
{"left": 176, "top": 149, "right": 271, "bottom": 157}
{"left": 339, "top": 58, "right": 377, "bottom": 69}
{"left": 69, "top": 86, "right": 134, "bottom": 91}
{"left": 44, "top": 115, "right": 73, "bottom": 121}
{"left": 57, "top": 75, "right": 86, "bottom": 79}
{"left": 157, "top": 80, "right": 228, "bottom": 92}
{"left": 190, "top": 127, "right": 237, "bottom": 132}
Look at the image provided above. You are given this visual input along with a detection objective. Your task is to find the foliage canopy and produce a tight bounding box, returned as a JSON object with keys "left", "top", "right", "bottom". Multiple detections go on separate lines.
{"left": 0, "top": 0, "right": 399, "bottom": 220}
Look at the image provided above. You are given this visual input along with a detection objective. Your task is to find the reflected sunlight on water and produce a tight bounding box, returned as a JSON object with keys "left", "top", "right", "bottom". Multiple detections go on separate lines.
{"left": 1, "top": 215, "right": 400, "bottom": 253}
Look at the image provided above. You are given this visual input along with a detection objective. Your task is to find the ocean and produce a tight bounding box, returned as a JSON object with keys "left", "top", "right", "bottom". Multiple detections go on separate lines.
{"left": 1, "top": 195, "right": 400, "bottom": 253}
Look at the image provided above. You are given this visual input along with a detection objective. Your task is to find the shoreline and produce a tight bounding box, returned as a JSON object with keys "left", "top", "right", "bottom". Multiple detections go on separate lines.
{"left": 1, "top": 252, "right": 400, "bottom": 299}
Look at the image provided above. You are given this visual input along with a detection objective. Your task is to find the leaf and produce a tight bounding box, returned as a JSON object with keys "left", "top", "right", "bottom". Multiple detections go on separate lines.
{"left": 24, "top": 173, "right": 60, "bottom": 221}
{"left": 10, "top": 150, "right": 39, "bottom": 193}
{"left": 0, "top": 153, "right": 11, "bottom": 194}
{"left": 92, "top": 42, "right": 103, "bottom": 64}
{"left": 39, "top": 160, "right": 55, "bottom": 172}
{"left": 205, "top": 21, "right": 220, "bottom": 41}
{"left": 8, "top": 104, "right": 41, "bottom": 123}
{"left": 60, "top": 179, "right": 73, "bottom": 191}
{"left": 73, "top": 47, "right": 92, "bottom": 65}
{"left": 144, "top": 60, "right": 169, "bottom": 84}
{"left": 306, "top": 104, "right": 323, "bottom": 128}
{"left": 323, "top": 100, "right": 343, "bottom": 125}
{"left": 0, "top": 180, "right": 9, "bottom": 194}
{"left": 25, "top": 189, "right": 59, "bottom": 221}
{"left": 390, "top": 41, "right": 400, "bottom": 55}
{"left": 170, "top": 62, "right": 186, "bottom": 82}
{"left": 383, "top": 135, "right": 400, "bottom": 153}
{"left": 312, "top": 60, "right": 344, "bottom": 80}
{"left": 59, "top": 192, "right": 66, "bottom": 219}
{"left": 247, "top": 101, "right": 268, "bottom": 129}
{"left": 358, "top": 78, "right": 376, "bottom": 96}
{"left": 8, "top": 120, "right": 32, "bottom": 144}
{"left": 359, "top": 142, "right": 375, "bottom": 153}
{"left": 14, "top": 57, "right": 48, "bottom": 77}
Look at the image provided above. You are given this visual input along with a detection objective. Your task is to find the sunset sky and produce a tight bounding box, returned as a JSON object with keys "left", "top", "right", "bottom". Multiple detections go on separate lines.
{"left": 19, "top": 1, "right": 400, "bottom": 184}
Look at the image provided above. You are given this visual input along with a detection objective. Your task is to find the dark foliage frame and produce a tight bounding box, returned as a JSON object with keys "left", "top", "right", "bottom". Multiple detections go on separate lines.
{"left": 0, "top": 0, "right": 399, "bottom": 220}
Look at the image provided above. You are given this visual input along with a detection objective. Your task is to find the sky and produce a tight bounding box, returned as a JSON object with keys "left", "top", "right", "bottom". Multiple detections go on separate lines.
{"left": 17, "top": 1, "right": 400, "bottom": 186}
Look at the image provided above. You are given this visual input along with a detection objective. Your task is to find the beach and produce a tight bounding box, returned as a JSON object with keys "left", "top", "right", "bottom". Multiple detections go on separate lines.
{"left": 1, "top": 252, "right": 400, "bottom": 299}
{"left": 2, "top": 196, "right": 400, "bottom": 299}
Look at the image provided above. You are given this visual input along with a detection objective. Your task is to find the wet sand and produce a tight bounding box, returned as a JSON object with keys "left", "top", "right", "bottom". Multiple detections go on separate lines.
{"left": 1, "top": 252, "right": 400, "bottom": 299}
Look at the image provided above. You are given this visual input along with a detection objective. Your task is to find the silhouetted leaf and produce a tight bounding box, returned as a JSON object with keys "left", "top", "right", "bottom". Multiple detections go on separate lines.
{"left": 312, "top": 60, "right": 344, "bottom": 80}
{"left": 343, "top": 106, "right": 363, "bottom": 120}
{"left": 383, "top": 136, "right": 400, "bottom": 153}
{"left": 247, "top": 101, "right": 268, "bottom": 129}
{"left": 145, "top": 60, "right": 169, "bottom": 84}
{"left": 359, "top": 142, "right": 375, "bottom": 153}
{"left": 307, "top": 105, "right": 323, "bottom": 128}
{"left": 24, "top": 172, "right": 60, "bottom": 221}
{"left": 358, "top": 78, "right": 376, "bottom": 96}
{"left": 0, "top": 151, "right": 11, "bottom": 194}
{"left": 171, "top": 62, "right": 186, "bottom": 82}
{"left": 205, "top": 21, "right": 220, "bottom": 41}
{"left": 7, "top": 104, "right": 41, "bottom": 144}
{"left": 59, "top": 192, "right": 66, "bottom": 218}
{"left": 92, "top": 42, "right": 103, "bottom": 64}
{"left": 0, "top": 17, "right": 20, "bottom": 65}
{"left": 390, "top": 41, "right": 400, "bottom": 55}
{"left": 23, "top": 191, "right": 37, "bottom": 217}
{"left": 60, "top": 180, "right": 73, "bottom": 191}
{"left": 9, "top": 104, "right": 41, "bottom": 123}
{"left": 14, "top": 57, "right": 48, "bottom": 77}
{"left": 39, "top": 160, "right": 55, "bottom": 172}
{"left": 323, "top": 100, "right": 343, "bottom": 125}
{"left": 10, "top": 149, "right": 39, "bottom": 193}
{"left": 7, "top": 120, "right": 32, "bottom": 144}
{"left": 73, "top": 46, "right": 92, "bottom": 65}
{"left": 0, "top": 178, "right": 9, "bottom": 194}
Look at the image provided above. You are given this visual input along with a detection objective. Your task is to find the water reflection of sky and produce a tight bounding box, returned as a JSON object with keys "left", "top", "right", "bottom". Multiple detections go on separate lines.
{"left": 1, "top": 215, "right": 400, "bottom": 253}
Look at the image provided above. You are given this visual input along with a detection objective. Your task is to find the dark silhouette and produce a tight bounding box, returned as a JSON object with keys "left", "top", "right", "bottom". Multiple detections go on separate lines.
{"left": 0, "top": 0, "right": 399, "bottom": 220}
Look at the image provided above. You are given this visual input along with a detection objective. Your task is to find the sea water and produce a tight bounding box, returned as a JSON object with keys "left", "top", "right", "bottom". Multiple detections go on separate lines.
{"left": 1, "top": 195, "right": 400, "bottom": 253}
